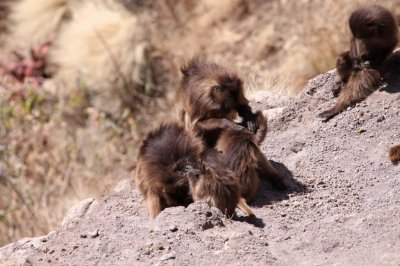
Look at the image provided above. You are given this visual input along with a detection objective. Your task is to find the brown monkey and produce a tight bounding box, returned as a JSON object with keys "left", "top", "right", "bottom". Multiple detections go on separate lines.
{"left": 135, "top": 122, "right": 203, "bottom": 218}
{"left": 389, "top": 144, "right": 400, "bottom": 163}
{"left": 189, "top": 148, "right": 255, "bottom": 217}
{"left": 135, "top": 122, "right": 254, "bottom": 218}
{"left": 179, "top": 58, "right": 257, "bottom": 147}
{"left": 216, "top": 111, "right": 286, "bottom": 202}
{"left": 319, "top": 5, "right": 398, "bottom": 120}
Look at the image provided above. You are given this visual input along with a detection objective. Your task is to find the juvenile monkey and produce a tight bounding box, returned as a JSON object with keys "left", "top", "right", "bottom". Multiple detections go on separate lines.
{"left": 135, "top": 122, "right": 254, "bottom": 218}
{"left": 389, "top": 144, "right": 400, "bottom": 163}
{"left": 190, "top": 148, "right": 255, "bottom": 217}
{"left": 179, "top": 58, "right": 258, "bottom": 147}
{"left": 135, "top": 123, "right": 202, "bottom": 218}
{"left": 319, "top": 5, "right": 398, "bottom": 120}
{"left": 216, "top": 111, "right": 286, "bottom": 202}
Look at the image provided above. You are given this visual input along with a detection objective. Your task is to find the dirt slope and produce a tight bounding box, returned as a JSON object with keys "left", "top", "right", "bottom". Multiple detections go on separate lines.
{"left": 1, "top": 56, "right": 399, "bottom": 265}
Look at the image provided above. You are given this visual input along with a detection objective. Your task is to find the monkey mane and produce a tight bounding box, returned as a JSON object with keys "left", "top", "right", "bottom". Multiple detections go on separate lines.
{"left": 139, "top": 123, "right": 202, "bottom": 167}
{"left": 349, "top": 5, "right": 398, "bottom": 39}
{"left": 180, "top": 58, "right": 245, "bottom": 121}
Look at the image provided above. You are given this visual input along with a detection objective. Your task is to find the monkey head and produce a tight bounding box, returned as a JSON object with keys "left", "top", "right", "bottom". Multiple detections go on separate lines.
{"left": 180, "top": 58, "right": 246, "bottom": 120}
{"left": 349, "top": 5, "right": 397, "bottom": 39}
{"left": 187, "top": 149, "right": 240, "bottom": 216}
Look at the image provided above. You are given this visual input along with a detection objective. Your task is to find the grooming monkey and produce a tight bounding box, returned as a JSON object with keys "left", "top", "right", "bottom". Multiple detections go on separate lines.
{"left": 319, "top": 5, "right": 398, "bottom": 120}
{"left": 135, "top": 122, "right": 254, "bottom": 218}
{"left": 190, "top": 148, "right": 255, "bottom": 217}
{"left": 216, "top": 111, "right": 286, "bottom": 202}
{"left": 179, "top": 58, "right": 258, "bottom": 147}
{"left": 389, "top": 144, "right": 400, "bottom": 163}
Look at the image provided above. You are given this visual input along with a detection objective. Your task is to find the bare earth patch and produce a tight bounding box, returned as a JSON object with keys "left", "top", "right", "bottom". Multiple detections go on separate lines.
{"left": 1, "top": 57, "right": 400, "bottom": 265}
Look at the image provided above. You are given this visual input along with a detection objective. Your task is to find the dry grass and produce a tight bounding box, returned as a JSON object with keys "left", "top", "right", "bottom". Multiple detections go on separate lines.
{"left": 1, "top": 0, "right": 399, "bottom": 246}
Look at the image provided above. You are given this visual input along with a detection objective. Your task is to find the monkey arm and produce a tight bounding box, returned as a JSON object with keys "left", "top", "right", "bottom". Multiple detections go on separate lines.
{"left": 194, "top": 118, "right": 246, "bottom": 132}
{"left": 334, "top": 51, "right": 354, "bottom": 97}
{"left": 237, "top": 105, "right": 259, "bottom": 133}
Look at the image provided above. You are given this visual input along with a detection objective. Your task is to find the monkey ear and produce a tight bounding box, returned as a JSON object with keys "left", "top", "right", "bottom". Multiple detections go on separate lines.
{"left": 180, "top": 57, "right": 201, "bottom": 77}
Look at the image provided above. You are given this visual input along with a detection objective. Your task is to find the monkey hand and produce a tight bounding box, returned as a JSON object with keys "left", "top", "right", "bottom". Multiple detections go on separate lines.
{"left": 318, "top": 109, "right": 336, "bottom": 122}
{"left": 332, "top": 82, "right": 344, "bottom": 97}
{"left": 239, "top": 113, "right": 259, "bottom": 133}
{"left": 245, "top": 119, "right": 259, "bottom": 133}
{"left": 231, "top": 122, "right": 248, "bottom": 132}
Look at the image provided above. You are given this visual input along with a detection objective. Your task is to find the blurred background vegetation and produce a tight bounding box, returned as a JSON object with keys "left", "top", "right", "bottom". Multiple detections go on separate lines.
{"left": 0, "top": 0, "right": 399, "bottom": 246}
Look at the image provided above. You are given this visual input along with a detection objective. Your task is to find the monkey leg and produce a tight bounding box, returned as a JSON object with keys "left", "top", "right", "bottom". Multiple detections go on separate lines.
{"left": 258, "top": 155, "right": 286, "bottom": 190}
{"left": 333, "top": 51, "right": 353, "bottom": 96}
{"left": 146, "top": 191, "right": 162, "bottom": 219}
{"left": 195, "top": 118, "right": 247, "bottom": 132}
{"left": 237, "top": 197, "right": 256, "bottom": 217}
{"left": 319, "top": 69, "right": 382, "bottom": 121}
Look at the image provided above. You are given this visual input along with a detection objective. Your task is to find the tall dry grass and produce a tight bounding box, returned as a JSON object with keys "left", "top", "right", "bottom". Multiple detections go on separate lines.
{"left": 0, "top": 0, "right": 399, "bottom": 246}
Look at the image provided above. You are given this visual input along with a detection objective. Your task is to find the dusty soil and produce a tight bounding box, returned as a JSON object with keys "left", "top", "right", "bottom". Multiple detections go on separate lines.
{"left": 1, "top": 55, "right": 400, "bottom": 265}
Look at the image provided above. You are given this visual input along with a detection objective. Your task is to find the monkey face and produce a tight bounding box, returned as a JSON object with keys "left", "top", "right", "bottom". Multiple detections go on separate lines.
{"left": 210, "top": 85, "right": 237, "bottom": 114}
{"left": 210, "top": 74, "right": 243, "bottom": 113}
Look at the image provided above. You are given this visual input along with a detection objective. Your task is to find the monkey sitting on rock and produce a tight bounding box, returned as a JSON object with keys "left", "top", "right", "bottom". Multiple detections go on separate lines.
{"left": 319, "top": 5, "right": 398, "bottom": 120}
{"left": 179, "top": 58, "right": 259, "bottom": 148}
{"left": 135, "top": 122, "right": 255, "bottom": 218}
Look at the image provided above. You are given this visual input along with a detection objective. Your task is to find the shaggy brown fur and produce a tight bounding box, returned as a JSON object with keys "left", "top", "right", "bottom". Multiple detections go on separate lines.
{"left": 179, "top": 58, "right": 258, "bottom": 147}
{"left": 189, "top": 148, "right": 252, "bottom": 217}
{"left": 135, "top": 122, "right": 203, "bottom": 218}
{"left": 389, "top": 144, "right": 400, "bottom": 163}
{"left": 319, "top": 5, "right": 398, "bottom": 120}
{"left": 216, "top": 111, "right": 286, "bottom": 202}
{"left": 135, "top": 122, "right": 254, "bottom": 218}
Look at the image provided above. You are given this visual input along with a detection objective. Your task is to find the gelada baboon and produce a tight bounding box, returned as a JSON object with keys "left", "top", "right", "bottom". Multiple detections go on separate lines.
{"left": 135, "top": 122, "right": 254, "bottom": 218}
{"left": 190, "top": 148, "right": 255, "bottom": 217}
{"left": 179, "top": 58, "right": 258, "bottom": 147}
{"left": 216, "top": 111, "right": 286, "bottom": 202}
{"left": 319, "top": 5, "right": 398, "bottom": 120}
{"left": 389, "top": 144, "right": 400, "bottom": 163}
{"left": 135, "top": 123, "right": 202, "bottom": 218}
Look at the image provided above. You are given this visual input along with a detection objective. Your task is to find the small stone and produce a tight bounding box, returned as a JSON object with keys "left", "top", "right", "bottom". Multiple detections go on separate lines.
{"left": 89, "top": 229, "right": 99, "bottom": 238}
{"left": 280, "top": 213, "right": 287, "bottom": 217}
{"left": 306, "top": 178, "right": 315, "bottom": 184}
{"left": 169, "top": 225, "right": 178, "bottom": 233}
{"left": 80, "top": 233, "right": 87, "bottom": 238}
{"left": 357, "top": 128, "right": 366, "bottom": 133}
{"left": 376, "top": 115, "right": 385, "bottom": 122}
{"left": 160, "top": 251, "right": 176, "bottom": 261}
{"left": 292, "top": 201, "right": 301, "bottom": 207}
{"left": 42, "top": 246, "right": 49, "bottom": 253}
{"left": 290, "top": 141, "right": 305, "bottom": 153}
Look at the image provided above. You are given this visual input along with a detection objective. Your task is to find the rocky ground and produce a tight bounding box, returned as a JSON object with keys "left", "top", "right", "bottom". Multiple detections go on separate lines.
{"left": 1, "top": 54, "right": 400, "bottom": 265}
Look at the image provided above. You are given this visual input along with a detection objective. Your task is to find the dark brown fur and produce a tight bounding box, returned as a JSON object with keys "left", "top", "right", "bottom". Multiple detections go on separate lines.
{"left": 135, "top": 122, "right": 254, "bottom": 218}
{"left": 189, "top": 148, "right": 254, "bottom": 217}
{"left": 135, "top": 123, "right": 203, "bottom": 218}
{"left": 389, "top": 144, "right": 400, "bottom": 163}
{"left": 215, "top": 112, "right": 286, "bottom": 202}
{"left": 319, "top": 5, "right": 398, "bottom": 120}
{"left": 179, "top": 58, "right": 257, "bottom": 147}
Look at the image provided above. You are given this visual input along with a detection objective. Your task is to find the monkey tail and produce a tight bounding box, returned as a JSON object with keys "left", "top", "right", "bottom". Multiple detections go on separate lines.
{"left": 319, "top": 68, "right": 382, "bottom": 121}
